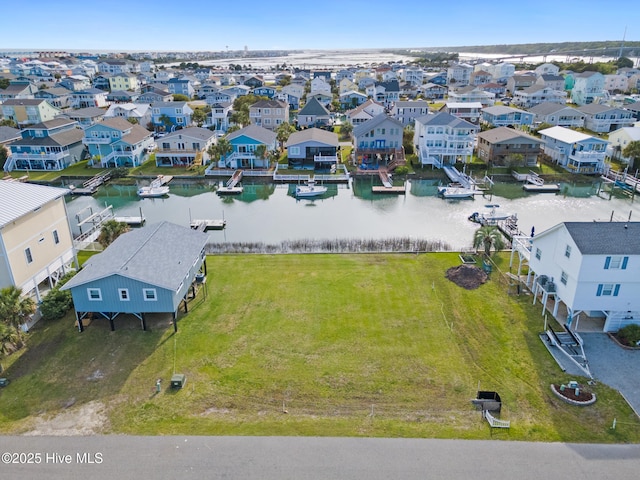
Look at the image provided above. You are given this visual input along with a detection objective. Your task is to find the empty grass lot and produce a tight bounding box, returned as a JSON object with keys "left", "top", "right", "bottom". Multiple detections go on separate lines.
{"left": 1, "top": 253, "right": 638, "bottom": 441}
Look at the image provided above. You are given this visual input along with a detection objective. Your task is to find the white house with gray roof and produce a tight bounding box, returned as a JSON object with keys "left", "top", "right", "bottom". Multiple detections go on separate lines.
{"left": 61, "top": 221, "right": 208, "bottom": 333}
{"left": 296, "top": 97, "right": 331, "bottom": 128}
{"left": 390, "top": 100, "right": 430, "bottom": 126}
{"left": 353, "top": 114, "right": 404, "bottom": 168}
{"left": 154, "top": 127, "right": 216, "bottom": 167}
{"left": 0, "top": 180, "right": 74, "bottom": 310}
{"left": 576, "top": 104, "right": 635, "bottom": 133}
{"left": 525, "top": 222, "right": 640, "bottom": 332}
{"left": 539, "top": 126, "right": 609, "bottom": 174}
{"left": 528, "top": 102, "right": 585, "bottom": 128}
{"left": 286, "top": 128, "right": 339, "bottom": 170}
{"left": 481, "top": 105, "right": 534, "bottom": 128}
{"left": 512, "top": 85, "right": 567, "bottom": 108}
{"left": 414, "top": 112, "right": 478, "bottom": 167}
{"left": 608, "top": 127, "right": 640, "bottom": 164}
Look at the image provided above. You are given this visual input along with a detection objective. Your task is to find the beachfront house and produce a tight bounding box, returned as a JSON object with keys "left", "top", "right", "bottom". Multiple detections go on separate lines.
{"left": 286, "top": 128, "right": 339, "bottom": 170}
{"left": 154, "top": 127, "right": 216, "bottom": 167}
{"left": 413, "top": 112, "right": 477, "bottom": 167}
{"left": 61, "top": 221, "right": 208, "bottom": 333}
{"left": 219, "top": 124, "right": 277, "bottom": 169}
{"left": 5, "top": 118, "right": 85, "bottom": 172}
{"left": 476, "top": 127, "right": 543, "bottom": 167}
{"left": 0, "top": 180, "right": 75, "bottom": 310}
{"left": 353, "top": 114, "right": 404, "bottom": 169}
{"left": 539, "top": 126, "right": 609, "bottom": 174}
{"left": 528, "top": 103, "right": 585, "bottom": 128}
{"left": 576, "top": 104, "right": 635, "bottom": 133}
{"left": 481, "top": 106, "right": 534, "bottom": 128}
{"left": 84, "top": 117, "right": 154, "bottom": 168}
{"left": 526, "top": 222, "right": 640, "bottom": 333}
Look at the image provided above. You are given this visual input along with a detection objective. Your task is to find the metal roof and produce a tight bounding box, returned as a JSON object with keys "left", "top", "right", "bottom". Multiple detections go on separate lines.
{"left": 0, "top": 180, "right": 69, "bottom": 228}
{"left": 61, "top": 221, "right": 208, "bottom": 291}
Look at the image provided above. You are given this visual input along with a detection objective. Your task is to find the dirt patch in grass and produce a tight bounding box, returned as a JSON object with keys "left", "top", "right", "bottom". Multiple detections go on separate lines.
{"left": 445, "top": 264, "right": 488, "bottom": 290}
{"left": 25, "top": 400, "right": 108, "bottom": 436}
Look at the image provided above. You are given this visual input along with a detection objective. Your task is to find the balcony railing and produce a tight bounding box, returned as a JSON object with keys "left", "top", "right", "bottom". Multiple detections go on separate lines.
{"left": 156, "top": 148, "right": 200, "bottom": 154}
{"left": 84, "top": 137, "right": 113, "bottom": 144}
{"left": 11, "top": 151, "right": 67, "bottom": 161}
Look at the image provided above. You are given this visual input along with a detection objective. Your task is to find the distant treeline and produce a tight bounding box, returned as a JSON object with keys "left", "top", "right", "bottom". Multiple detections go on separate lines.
{"left": 418, "top": 41, "right": 640, "bottom": 57}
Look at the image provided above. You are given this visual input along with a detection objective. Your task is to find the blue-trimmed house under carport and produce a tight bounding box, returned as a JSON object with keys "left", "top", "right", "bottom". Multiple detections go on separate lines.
{"left": 61, "top": 221, "right": 209, "bottom": 333}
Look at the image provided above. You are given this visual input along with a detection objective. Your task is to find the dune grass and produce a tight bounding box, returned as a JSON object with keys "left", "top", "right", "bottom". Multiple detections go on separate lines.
{"left": 0, "top": 253, "right": 638, "bottom": 441}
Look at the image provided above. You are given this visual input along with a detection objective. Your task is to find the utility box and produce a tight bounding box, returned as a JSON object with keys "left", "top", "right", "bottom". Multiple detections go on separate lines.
{"left": 171, "top": 374, "right": 186, "bottom": 389}
{"left": 471, "top": 391, "right": 502, "bottom": 413}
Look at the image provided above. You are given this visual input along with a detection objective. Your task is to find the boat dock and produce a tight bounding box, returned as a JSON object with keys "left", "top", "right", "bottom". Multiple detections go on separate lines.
{"left": 513, "top": 170, "right": 560, "bottom": 193}
{"left": 443, "top": 166, "right": 472, "bottom": 189}
{"left": 190, "top": 219, "right": 226, "bottom": 231}
{"left": 69, "top": 171, "right": 112, "bottom": 195}
{"left": 114, "top": 211, "right": 146, "bottom": 226}
{"left": 372, "top": 171, "right": 406, "bottom": 194}
{"left": 226, "top": 170, "right": 243, "bottom": 188}
{"left": 600, "top": 168, "right": 640, "bottom": 198}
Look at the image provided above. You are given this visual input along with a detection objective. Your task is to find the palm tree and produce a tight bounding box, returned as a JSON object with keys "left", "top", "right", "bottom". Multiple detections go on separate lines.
{"left": 97, "top": 220, "right": 130, "bottom": 249}
{"left": 158, "top": 114, "right": 172, "bottom": 132}
{"left": 215, "top": 138, "right": 233, "bottom": 167}
{"left": 472, "top": 226, "right": 505, "bottom": 257}
{"left": 0, "top": 286, "right": 36, "bottom": 348}
{"left": 276, "top": 122, "right": 295, "bottom": 152}
{"left": 623, "top": 141, "right": 640, "bottom": 171}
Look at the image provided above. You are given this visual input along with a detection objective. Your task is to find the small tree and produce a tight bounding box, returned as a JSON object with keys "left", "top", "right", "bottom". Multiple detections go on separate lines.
{"left": 39, "top": 288, "right": 73, "bottom": 321}
{"left": 339, "top": 122, "right": 353, "bottom": 140}
{"left": 276, "top": 122, "right": 295, "bottom": 152}
{"left": 192, "top": 107, "right": 208, "bottom": 127}
{"left": 97, "top": 220, "right": 130, "bottom": 249}
{"left": 0, "top": 286, "right": 36, "bottom": 348}
{"left": 622, "top": 141, "right": 640, "bottom": 171}
{"left": 472, "top": 226, "right": 505, "bottom": 257}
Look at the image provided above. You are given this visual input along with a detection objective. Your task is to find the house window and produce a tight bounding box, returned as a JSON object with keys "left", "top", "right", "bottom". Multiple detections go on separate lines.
{"left": 604, "top": 256, "right": 628, "bottom": 269}
{"left": 25, "top": 247, "right": 33, "bottom": 264}
{"left": 119, "top": 288, "right": 130, "bottom": 301}
{"left": 597, "top": 284, "right": 620, "bottom": 296}
{"left": 565, "top": 245, "right": 571, "bottom": 258}
{"left": 535, "top": 248, "right": 541, "bottom": 260}
{"left": 177, "top": 117, "right": 184, "bottom": 124}
{"left": 289, "top": 146, "right": 300, "bottom": 155}
{"left": 143, "top": 288, "right": 157, "bottom": 301}
{"left": 87, "top": 288, "right": 102, "bottom": 301}
{"left": 560, "top": 271, "right": 568, "bottom": 285}
{"left": 52, "top": 230, "right": 59, "bottom": 244}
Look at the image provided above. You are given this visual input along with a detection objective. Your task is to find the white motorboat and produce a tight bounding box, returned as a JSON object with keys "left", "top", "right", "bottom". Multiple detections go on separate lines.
{"left": 437, "top": 185, "right": 476, "bottom": 199}
{"left": 137, "top": 185, "right": 170, "bottom": 198}
{"left": 295, "top": 181, "right": 328, "bottom": 198}
{"left": 469, "top": 204, "right": 515, "bottom": 225}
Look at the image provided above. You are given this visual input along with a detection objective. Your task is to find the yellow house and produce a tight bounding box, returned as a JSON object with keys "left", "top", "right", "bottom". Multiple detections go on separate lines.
{"left": 0, "top": 180, "right": 76, "bottom": 307}
{"left": 108, "top": 73, "right": 140, "bottom": 92}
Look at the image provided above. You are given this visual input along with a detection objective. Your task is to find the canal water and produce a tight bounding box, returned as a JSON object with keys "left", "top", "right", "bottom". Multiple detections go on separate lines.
{"left": 64, "top": 177, "right": 640, "bottom": 251}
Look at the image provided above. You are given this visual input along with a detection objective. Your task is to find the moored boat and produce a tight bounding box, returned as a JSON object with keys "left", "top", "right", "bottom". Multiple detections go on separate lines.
{"left": 137, "top": 185, "right": 170, "bottom": 198}
{"left": 437, "top": 185, "right": 477, "bottom": 199}
{"left": 295, "top": 181, "right": 328, "bottom": 198}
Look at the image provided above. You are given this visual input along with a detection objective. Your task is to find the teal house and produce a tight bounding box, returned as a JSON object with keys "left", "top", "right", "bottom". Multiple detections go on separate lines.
{"left": 213, "top": 124, "right": 276, "bottom": 170}
{"left": 83, "top": 117, "right": 154, "bottom": 168}
{"left": 61, "top": 222, "right": 209, "bottom": 332}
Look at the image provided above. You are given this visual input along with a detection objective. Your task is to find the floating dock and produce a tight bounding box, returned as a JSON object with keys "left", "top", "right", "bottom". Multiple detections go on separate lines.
{"left": 114, "top": 215, "right": 146, "bottom": 226}
{"left": 523, "top": 183, "right": 560, "bottom": 193}
{"left": 372, "top": 185, "right": 406, "bottom": 194}
{"left": 69, "top": 171, "right": 112, "bottom": 195}
{"left": 190, "top": 219, "right": 226, "bottom": 231}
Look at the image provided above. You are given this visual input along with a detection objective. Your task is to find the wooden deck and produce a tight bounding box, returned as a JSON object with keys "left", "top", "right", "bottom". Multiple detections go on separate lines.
{"left": 190, "top": 219, "right": 226, "bottom": 231}
{"left": 372, "top": 185, "right": 406, "bottom": 194}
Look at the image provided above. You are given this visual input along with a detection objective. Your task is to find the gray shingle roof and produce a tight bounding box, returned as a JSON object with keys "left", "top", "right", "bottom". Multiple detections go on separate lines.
{"left": 11, "top": 128, "right": 84, "bottom": 148}
{"left": 0, "top": 126, "right": 21, "bottom": 144}
{"left": 353, "top": 113, "right": 403, "bottom": 138}
{"left": 62, "top": 221, "right": 208, "bottom": 291}
{"left": 414, "top": 112, "right": 476, "bottom": 129}
{"left": 0, "top": 180, "right": 69, "bottom": 227}
{"left": 297, "top": 97, "right": 330, "bottom": 116}
{"left": 577, "top": 104, "right": 618, "bottom": 114}
{"left": 528, "top": 102, "right": 573, "bottom": 115}
{"left": 163, "top": 126, "right": 215, "bottom": 142}
{"left": 226, "top": 124, "right": 277, "bottom": 145}
{"left": 482, "top": 106, "right": 526, "bottom": 115}
{"left": 477, "top": 126, "right": 542, "bottom": 144}
{"left": 564, "top": 222, "right": 640, "bottom": 255}
{"left": 287, "top": 128, "right": 338, "bottom": 147}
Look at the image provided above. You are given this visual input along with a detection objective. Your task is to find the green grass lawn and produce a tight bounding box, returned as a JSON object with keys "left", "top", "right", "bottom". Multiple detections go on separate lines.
{"left": 1, "top": 253, "right": 637, "bottom": 441}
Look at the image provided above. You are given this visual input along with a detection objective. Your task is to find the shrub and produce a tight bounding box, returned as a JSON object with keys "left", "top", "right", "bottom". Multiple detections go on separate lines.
{"left": 617, "top": 324, "right": 640, "bottom": 346}
{"left": 40, "top": 288, "right": 73, "bottom": 321}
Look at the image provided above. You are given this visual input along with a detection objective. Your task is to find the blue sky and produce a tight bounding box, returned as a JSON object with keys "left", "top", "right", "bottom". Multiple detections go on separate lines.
{"left": 2, "top": 0, "right": 635, "bottom": 51}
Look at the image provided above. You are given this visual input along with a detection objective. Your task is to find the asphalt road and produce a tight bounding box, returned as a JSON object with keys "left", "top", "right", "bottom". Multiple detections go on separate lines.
{"left": 1, "top": 436, "right": 639, "bottom": 480}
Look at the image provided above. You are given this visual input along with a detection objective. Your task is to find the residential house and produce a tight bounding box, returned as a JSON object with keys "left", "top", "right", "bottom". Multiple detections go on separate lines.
{"left": 198, "top": 83, "right": 219, "bottom": 99}
{"left": 425, "top": 72, "right": 447, "bottom": 86}
{"left": 624, "top": 102, "right": 640, "bottom": 121}
{"left": 390, "top": 100, "right": 430, "bottom": 126}
{"left": 138, "top": 89, "right": 173, "bottom": 104}
{"left": 5, "top": 118, "right": 85, "bottom": 171}
{"left": 446, "top": 63, "right": 473, "bottom": 86}
{"left": 525, "top": 221, "right": 640, "bottom": 332}
{"left": 604, "top": 74, "right": 629, "bottom": 94}
{"left": 483, "top": 63, "right": 515, "bottom": 83}
{"left": 252, "top": 86, "right": 277, "bottom": 99}
{"left": 448, "top": 86, "right": 496, "bottom": 107}
{"left": 281, "top": 83, "right": 304, "bottom": 100}
{"left": 276, "top": 91, "right": 301, "bottom": 110}
{"left": 0, "top": 180, "right": 75, "bottom": 307}
{"left": 413, "top": 112, "right": 478, "bottom": 167}
{"left": 97, "top": 60, "right": 132, "bottom": 75}
{"left": 310, "top": 77, "right": 331, "bottom": 94}
{"left": 358, "top": 76, "right": 376, "bottom": 90}
{"left": 478, "top": 82, "right": 507, "bottom": 97}
{"left": 207, "top": 102, "right": 232, "bottom": 132}
{"left": 476, "top": 127, "right": 542, "bottom": 166}
{"left": 307, "top": 91, "right": 333, "bottom": 107}
{"left": 345, "top": 99, "right": 386, "bottom": 125}
{"left": 70, "top": 88, "right": 108, "bottom": 108}
{"left": 577, "top": 104, "right": 635, "bottom": 133}
{"left": 571, "top": 72, "right": 608, "bottom": 106}
{"left": 336, "top": 70, "right": 355, "bottom": 82}
{"left": 109, "top": 73, "right": 140, "bottom": 92}
{"left": 401, "top": 68, "right": 424, "bottom": 86}
{"left": 243, "top": 76, "right": 264, "bottom": 88}
{"left": 84, "top": 117, "right": 154, "bottom": 168}
{"left": 339, "top": 90, "right": 368, "bottom": 109}
{"left": 1, "top": 99, "right": 61, "bottom": 127}
{"left": 225, "top": 85, "right": 251, "bottom": 98}
{"left": 534, "top": 63, "right": 560, "bottom": 76}
{"left": 91, "top": 74, "right": 111, "bottom": 91}
{"left": 62, "top": 106, "right": 107, "bottom": 127}
{"left": 539, "top": 126, "right": 609, "bottom": 174}
{"left": 440, "top": 102, "right": 483, "bottom": 124}
{"left": 421, "top": 83, "right": 447, "bottom": 100}
{"left": 470, "top": 70, "right": 492, "bottom": 86}
{"left": 58, "top": 75, "right": 91, "bottom": 91}
{"left": 535, "top": 74, "right": 565, "bottom": 92}
{"left": 104, "top": 103, "right": 152, "bottom": 127}
{"left": 353, "top": 114, "right": 404, "bottom": 168}
{"left": 481, "top": 105, "right": 534, "bottom": 128}
{"left": 296, "top": 97, "right": 331, "bottom": 128}
{"left": 106, "top": 90, "right": 140, "bottom": 103}
{"left": 151, "top": 101, "right": 194, "bottom": 130}
{"left": 61, "top": 221, "right": 208, "bottom": 332}
{"left": 154, "top": 127, "right": 216, "bottom": 167}
{"left": 0, "top": 126, "right": 21, "bottom": 147}
{"left": 205, "top": 89, "right": 235, "bottom": 105}
{"left": 286, "top": 128, "right": 339, "bottom": 170}
{"left": 218, "top": 124, "right": 277, "bottom": 169}
{"left": 366, "top": 80, "right": 400, "bottom": 107}
{"left": 506, "top": 75, "right": 537, "bottom": 93}
{"left": 34, "top": 87, "right": 73, "bottom": 110}
{"left": 0, "top": 79, "right": 38, "bottom": 101}
{"left": 607, "top": 127, "right": 640, "bottom": 164}
{"left": 528, "top": 102, "right": 585, "bottom": 128}
{"left": 249, "top": 99, "right": 289, "bottom": 130}
{"left": 168, "top": 77, "right": 195, "bottom": 98}
{"left": 512, "top": 85, "right": 567, "bottom": 108}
